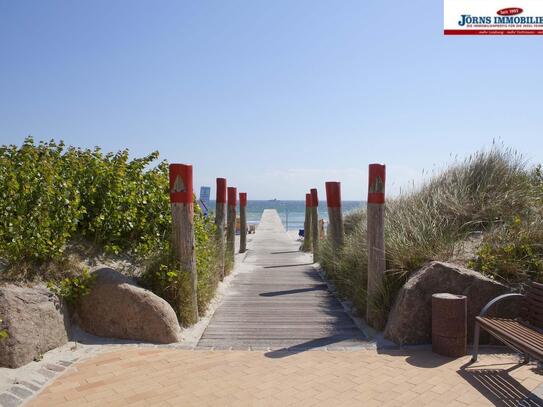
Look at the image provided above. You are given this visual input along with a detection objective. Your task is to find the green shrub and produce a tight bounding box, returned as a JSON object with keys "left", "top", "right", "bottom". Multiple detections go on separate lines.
{"left": 0, "top": 138, "right": 84, "bottom": 261}
{"left": 72, "top": 149, "right": 171, "bottom": 256}
{"left": 0, "top": 137, "right": 170, "bottom": 265}
{"left": 47, "top": 268, "right": 96, "bottom": 304}
{"left": 468, "top": 216, "right": 543, "bottom": 285}
{"left": 0, "top": 137, "right": 222, "bottom": 327}
{"left": 140, "top": 260, "right": 191, "bottom": 324}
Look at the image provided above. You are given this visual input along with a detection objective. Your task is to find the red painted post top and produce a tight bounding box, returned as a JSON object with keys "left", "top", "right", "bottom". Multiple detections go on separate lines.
{"left": 325, "top": 182, "right": 341, "bottom": 208}
{"left": 368, "top": 164, "right": 386, "bottom": 204}
{"left": 228, "top": 187, "right": 237, "bottom": 207}
{"left": 169, "top": 164, "right": 193, "bottom": 204}
{"left": 239, "top": 192, "right": 247, "bottom": 208}
{"left": 216, "top": 178, "right": 227, "bottom": 203}
{"left": 305, "top": 193, "right": 312, "bottom": 208}
{"left": 310, "top": 188, "right": 319, "bottom": 207}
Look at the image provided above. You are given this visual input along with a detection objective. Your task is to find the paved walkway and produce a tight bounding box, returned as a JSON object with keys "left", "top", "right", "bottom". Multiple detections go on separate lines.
{"left": 27, "top": 348, "right": 543, "bottom": 406}
{"left": 198, "top": 209, "right": 367, "bottom": 350}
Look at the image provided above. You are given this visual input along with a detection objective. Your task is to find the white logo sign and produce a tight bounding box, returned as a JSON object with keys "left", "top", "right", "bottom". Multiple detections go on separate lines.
{"left": 444, "top": 0, "right": 543, "bottom": 35}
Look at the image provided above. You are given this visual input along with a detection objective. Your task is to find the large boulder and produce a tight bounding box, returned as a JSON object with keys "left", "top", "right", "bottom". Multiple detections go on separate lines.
{"left": 0, "top": 285, "right": 70, "bottom": 368}
{"left": 76, "top": 268, "right": 181, "bottom": 343}
{"left": 384, "top": 261, "right": 509, "bottom": 345}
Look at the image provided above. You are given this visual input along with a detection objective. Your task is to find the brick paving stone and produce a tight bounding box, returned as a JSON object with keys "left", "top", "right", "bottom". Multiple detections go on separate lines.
{"left": 24, "top": 347, "right": 543, "bottom": 407}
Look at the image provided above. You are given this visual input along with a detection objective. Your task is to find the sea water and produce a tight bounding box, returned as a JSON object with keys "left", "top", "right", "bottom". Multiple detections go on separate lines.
{"left": 206, "top": 200, "right": 363, "bottom": 231}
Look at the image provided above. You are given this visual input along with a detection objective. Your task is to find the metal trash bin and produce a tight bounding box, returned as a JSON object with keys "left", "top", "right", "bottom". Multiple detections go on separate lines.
{"left": 432, "top": 293, "right": 467, "bottom": 357}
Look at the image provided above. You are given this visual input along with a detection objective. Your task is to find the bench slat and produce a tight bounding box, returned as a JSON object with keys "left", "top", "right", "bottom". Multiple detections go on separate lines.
{"left": 486, "top": 318, "right": 543, "bottom": 350}
{"left": 477, "top": 317, "right": 543, "bottom": 359}
{"left": 477, "top": 282, "right": 543, "bottom": 362}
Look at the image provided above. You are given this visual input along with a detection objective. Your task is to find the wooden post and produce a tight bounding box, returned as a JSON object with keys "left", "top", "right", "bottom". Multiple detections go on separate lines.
{"left": 302, "top": 193, "right": 312, "bottom": 252}
{"left": 215, "top": 178, "right": 227, "bottom": 281}
{"left": 325, "top": 181, "right": 344, "bottom": 250}
{"left": 310, "top": 188, "right": 319, "bottom": 260}
{"left": 169, "top": 163, "right": 198, "bottom": 324}
{"left": 226, "top": 186, "right": 237, "bottom": 272}
{"left": 239, "top": 192, "right": 247, "bottom": 253}
{"left": 366, "top": 163, "right": 386, "bottom": 328}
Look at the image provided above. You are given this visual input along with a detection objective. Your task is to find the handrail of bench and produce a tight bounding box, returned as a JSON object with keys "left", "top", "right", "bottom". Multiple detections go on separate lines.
{"left": 479, "top": 293, "right": 525, "bottom": 317}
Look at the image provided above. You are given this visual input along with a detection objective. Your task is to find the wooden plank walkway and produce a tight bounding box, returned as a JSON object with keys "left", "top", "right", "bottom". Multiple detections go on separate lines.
{"left": 198, "top": 209, "right": 369, "bottom": 350}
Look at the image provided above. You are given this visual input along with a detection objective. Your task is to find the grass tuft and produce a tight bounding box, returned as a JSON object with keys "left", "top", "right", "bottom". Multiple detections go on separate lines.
{"left": 319, "top": 146, "right": 543, "bottom": 327}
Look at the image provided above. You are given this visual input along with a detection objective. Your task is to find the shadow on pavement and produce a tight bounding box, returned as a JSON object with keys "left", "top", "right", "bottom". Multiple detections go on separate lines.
{"left": 259, "top": 285, "right": 327, "bottom": 297}
{"left": 263, "top": 263, "right": 315, "bottom": 269}
{"left": 377, "top": 347, "right": 452, "bottom": 368}
{"left": 457, "top": 363, "right": 543, "bottom": 406}
{"left": 264, "top": 335, "right": 365, "bottom": 359}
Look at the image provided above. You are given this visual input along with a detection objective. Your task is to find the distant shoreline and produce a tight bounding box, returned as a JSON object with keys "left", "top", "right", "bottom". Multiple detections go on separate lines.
{"left": 203, "top": 200, "right": 364, "bottom": 231}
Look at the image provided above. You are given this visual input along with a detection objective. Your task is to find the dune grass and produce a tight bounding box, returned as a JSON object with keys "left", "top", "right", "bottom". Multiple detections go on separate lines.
{"left": 320, "top": 147, "right": 543, "bottom": 328}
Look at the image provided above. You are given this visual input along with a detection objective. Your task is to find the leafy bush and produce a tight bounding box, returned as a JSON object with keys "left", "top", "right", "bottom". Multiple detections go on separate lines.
{"left": 0, "top": 137, "right": 222, "bottom": 327}
{"left": 0, "top": 138, "right": 84, "bottom": 261}
{"left": 319, "top": 147, "right": 541, "bottom": 328}
{"left": 72, "top": 148, "right": 170, "bottom": 255}
{"left": 468, "top": 216, "right": 543, "bottom": 285}
{"left": 47, "top": 268, "right": 96, "bottom": 304}
{"left": 0, "top": 137, "right": 170, "bottom": 265}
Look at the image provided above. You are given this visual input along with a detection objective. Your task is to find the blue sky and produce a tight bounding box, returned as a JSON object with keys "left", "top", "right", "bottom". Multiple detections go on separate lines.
{"left": 1, "top": 1, "right": 542, "bottom": 199}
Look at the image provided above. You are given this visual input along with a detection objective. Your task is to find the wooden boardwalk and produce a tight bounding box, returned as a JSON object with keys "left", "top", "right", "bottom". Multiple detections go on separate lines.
{"left": 198, "top": 209, "right": 368, "bottom": 350}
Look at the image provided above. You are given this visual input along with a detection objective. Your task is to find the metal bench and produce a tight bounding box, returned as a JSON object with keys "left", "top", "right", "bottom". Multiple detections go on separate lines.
{"left": 472, "top": 281, "right": 543, "bottom": 364}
